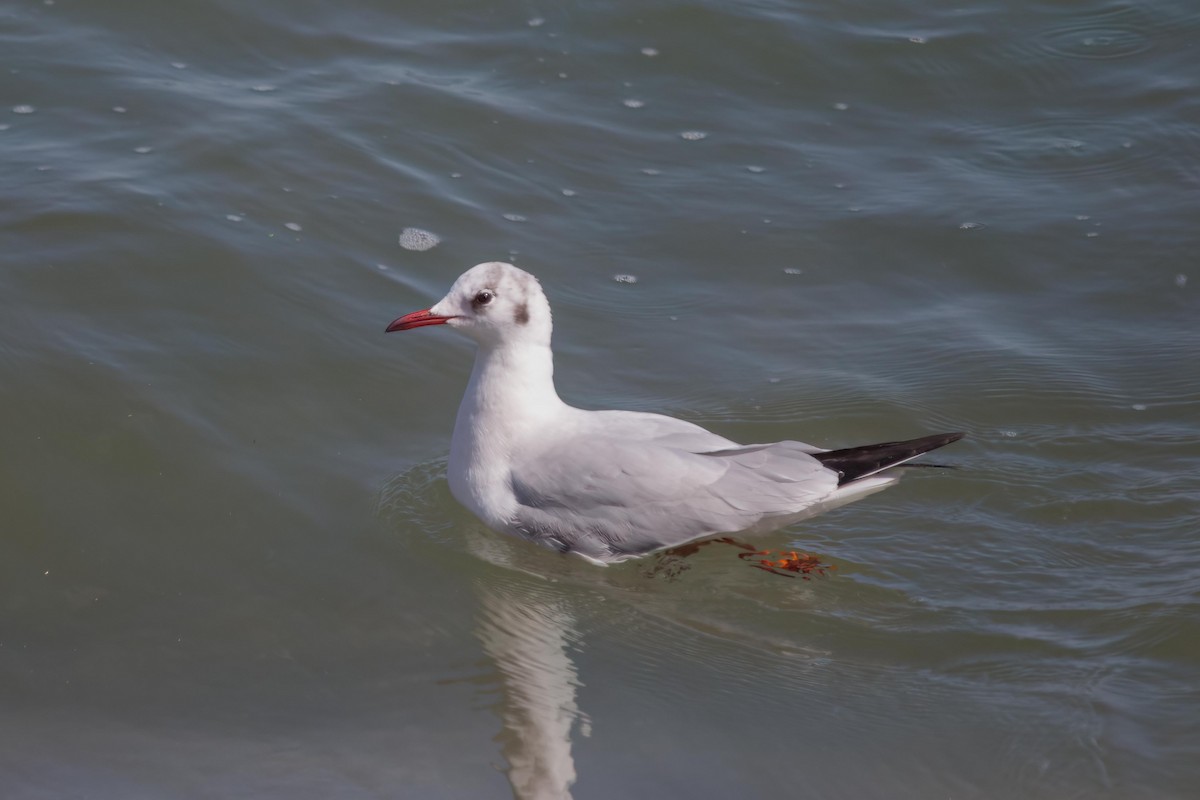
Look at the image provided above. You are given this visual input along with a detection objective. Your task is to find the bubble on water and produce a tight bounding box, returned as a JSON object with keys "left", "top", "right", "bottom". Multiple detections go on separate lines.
{"left": 623, "top": 98, "right": 645, "bottom": 108}
{"left": 284, "top": 222, "right": 303, "bottom": 232}
{"left": 449, "top": 172, "right": 462, "bottom": 179}
{"left": 1174, "top": 274, "right": 1187, "bottom": 288}
{"left": 612, "top": 274, "right": 638, "bottom": 284}
{"left": 1085, "top": 231, "right": 1099, "bottom": 238}
{"left": 558, "top": 72, "right": 568, "bottom": 79}
{"left": 250, "top": 84, "right": 276, "bottom": 93}
{"left": 833, "top": 102, "right": 849, "bottom": 111}
{"left": 783, "top": 267, "right": 802, "bottom": 275}
{"left": 12, "top": 105, "right": 35, "bottom": 114}
{"left": 561, "top": 188, "right": 576, "bottom": 197}
{"left": 225, "top": 214, "right": 244, "bottom": 222}
{"left": 641, "top": 47, "right": 659, "bottom": 57}
{"left": 502, "top": 213, "right": 527, "bottom": 223}
{"left": 1131, "top": 403, "right": 1147, "bottom": 411}
{"left": 170, "top": 62, "right": 187, "bottom": 70}
{"left": 679, "top": 130, "right": 707, "bottom": 141}
{"left": 958, "top": 221, "right": 985, "bottom": 230}
{"left": 746, "top": 165, "right": 766, "bottom": 173}
{"left": 133, "top": 146, "right": 153, "bottom": 154}
{"left": 1075, "top": 214, "right": 1090, "bottom": 220}
{"left": 1001, "top": 430, "right": 1017, "bottom": 438}
{"left": 908, "top": 35, "right": 927, "bottom": 44}
{"left": 528, "top": 17, "right": 545, "bottom": 27}
{"left": 767, "top": 377, "right": 781, "bottom": 384}
{"left": 398, "top": 227, "right": 441, "bottom": 251}
{"left": 112, "top": 105, "right": 127, "bottom": 113}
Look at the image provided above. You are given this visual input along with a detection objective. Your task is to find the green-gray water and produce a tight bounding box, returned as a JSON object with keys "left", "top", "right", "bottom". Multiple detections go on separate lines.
{"left": 3, "top": 1, "right": 1198, "bottom": 797}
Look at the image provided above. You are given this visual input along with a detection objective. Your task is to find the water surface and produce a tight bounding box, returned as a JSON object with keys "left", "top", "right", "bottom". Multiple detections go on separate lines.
{"left": 2, "top": 0, "right": 1198, "bottom": 797}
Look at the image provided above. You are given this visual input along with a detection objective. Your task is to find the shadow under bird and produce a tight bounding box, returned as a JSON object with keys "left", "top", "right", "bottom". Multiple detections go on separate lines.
{"left": 386, "top": 262, "right": 963, "bottom": 564}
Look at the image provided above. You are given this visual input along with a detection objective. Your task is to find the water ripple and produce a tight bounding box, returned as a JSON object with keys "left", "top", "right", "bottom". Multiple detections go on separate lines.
{"left": 1034, "top": 6, "right": 1155, "bottom": 60}
{"left": 956, "top": 117, "right": 1158, "bottom": 181}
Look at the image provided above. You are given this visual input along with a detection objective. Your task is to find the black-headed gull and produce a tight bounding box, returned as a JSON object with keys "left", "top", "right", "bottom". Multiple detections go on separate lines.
{"left": 387, "top": 262, "right": 963, "bottom": 564}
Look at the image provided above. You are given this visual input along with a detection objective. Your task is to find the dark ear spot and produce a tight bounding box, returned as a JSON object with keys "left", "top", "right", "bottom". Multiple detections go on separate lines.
{"left": 514, "top": 302, "right": 530, "bottom": 326}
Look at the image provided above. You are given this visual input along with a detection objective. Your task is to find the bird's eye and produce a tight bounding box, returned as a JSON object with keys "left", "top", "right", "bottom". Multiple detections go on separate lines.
{"left": 473, "top": 290, "right": 494, "bottom": 307}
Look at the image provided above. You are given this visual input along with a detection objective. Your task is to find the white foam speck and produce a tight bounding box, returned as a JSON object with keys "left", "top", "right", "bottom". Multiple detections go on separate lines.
{"left": 833, "top": 102, "right": 849, "bottom": 111}
{"left": 0, "top": 124, "right": 8, "bottom": 131}
{"left": 767, "top": 377, "right": 781, "bottom": 384}
{"left": 623, "top": 99, "right": 645, "bottom": 108}
{"left": 502, "top": 213, "right": 527, "bottom": 223}
{"left": 1174, "top": 274, "right": 1187, "bottom": 288}
{"left": 284, "top": 222, "right": 303, "bottom": 232}
{"left": 561, "top": 188, "right": 576, "bottom": 197}
{"left": 908, "top": 36, "right": 926, "bottom": 44}
{"left": 746, "top": 165, "right": 766, "bottom": 173}
{"left": 641, "top": 168, "right": 662, "bottom": 175}
{"left": 679, "top": 130, "right": 707, "bottom": 141}
{"left": 226, "top": 214, "right": 244, "bottom": 222}
{"left": 251, "top": 84, "right": 276, "bottom": 93}
{"left": 112, "top": 106, "right": 127, "bottom": 113}
{"left": 12, "top": 105, "right": 35, "bottom": 114}
{"left": 1131, "top": 404, "right": 1147, "bottom": 411}
{"left": 641, "top": 47, "right": 659, "bottom": 57}
{"left": 528, "top": 16, "right": 545, "bottom": 27}
{"left": 1086, "top": 231, "right": 1099, "bottom": 238}
{"left": 133, "top": 146, "right": 153, "bottom": 154}
{"left": 783, "top": 267, "right": 802, "bottom": 275}
{"left": 1001, "top": 430, "right": 1017, "bottom": 438}
{"left": 613, "top": 274, "right": 638, "bottom": 284}
{"left": 376, "top": 263, "right": 389, "bottom": 271}
{"left": 398, "top": 227, "right": 440, "bottom": 251}
{"left": 170, "top": 62, "right": 187, "bottom": 70}
{"left": 449, "top": 172, "right": 462, "bottom": 178}
{"left": 1075, "top": 214, "right": 1090, "bottom": 220}
{"left": 959, "top": 221, "right": 984, "bottom": 230}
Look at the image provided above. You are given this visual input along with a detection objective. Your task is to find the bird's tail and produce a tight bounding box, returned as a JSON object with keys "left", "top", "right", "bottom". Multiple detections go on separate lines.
{"left": 813, "top": 432, "right": 965, "bottom": 486}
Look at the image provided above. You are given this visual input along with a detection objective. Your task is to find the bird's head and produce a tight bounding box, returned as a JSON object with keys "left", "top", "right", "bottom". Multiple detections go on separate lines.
{"left": 386, "top": 262, "right": 552, "bottom": 348}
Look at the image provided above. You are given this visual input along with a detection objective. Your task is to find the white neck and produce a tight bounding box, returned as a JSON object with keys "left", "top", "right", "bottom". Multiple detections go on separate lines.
{"left": 448, "top": 339, "right": 566, "bottom": 519}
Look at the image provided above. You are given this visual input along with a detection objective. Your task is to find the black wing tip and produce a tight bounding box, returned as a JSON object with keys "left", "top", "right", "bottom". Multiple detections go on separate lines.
{"left": 814, "top": 431, "right": 966, "bottom": 486}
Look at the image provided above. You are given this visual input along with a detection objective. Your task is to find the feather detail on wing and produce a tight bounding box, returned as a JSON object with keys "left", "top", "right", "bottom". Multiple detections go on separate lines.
{"left": 507, "top": 437, "right": 838, "bottom": 561}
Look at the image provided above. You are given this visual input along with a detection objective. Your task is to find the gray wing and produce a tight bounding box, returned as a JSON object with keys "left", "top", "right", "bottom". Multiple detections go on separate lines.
{"left": 507, "top": 436, "right": 838, "bottom": 562}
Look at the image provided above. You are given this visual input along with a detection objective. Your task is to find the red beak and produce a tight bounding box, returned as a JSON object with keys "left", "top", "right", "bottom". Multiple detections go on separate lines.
{"left": 385, "top": 309, "right": 455, "bottom": 332}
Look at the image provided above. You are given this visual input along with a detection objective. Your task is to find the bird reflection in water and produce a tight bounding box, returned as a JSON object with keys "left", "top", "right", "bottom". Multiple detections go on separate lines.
{"left": 473, "top": 578, "right": 587, "bottom": 800}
